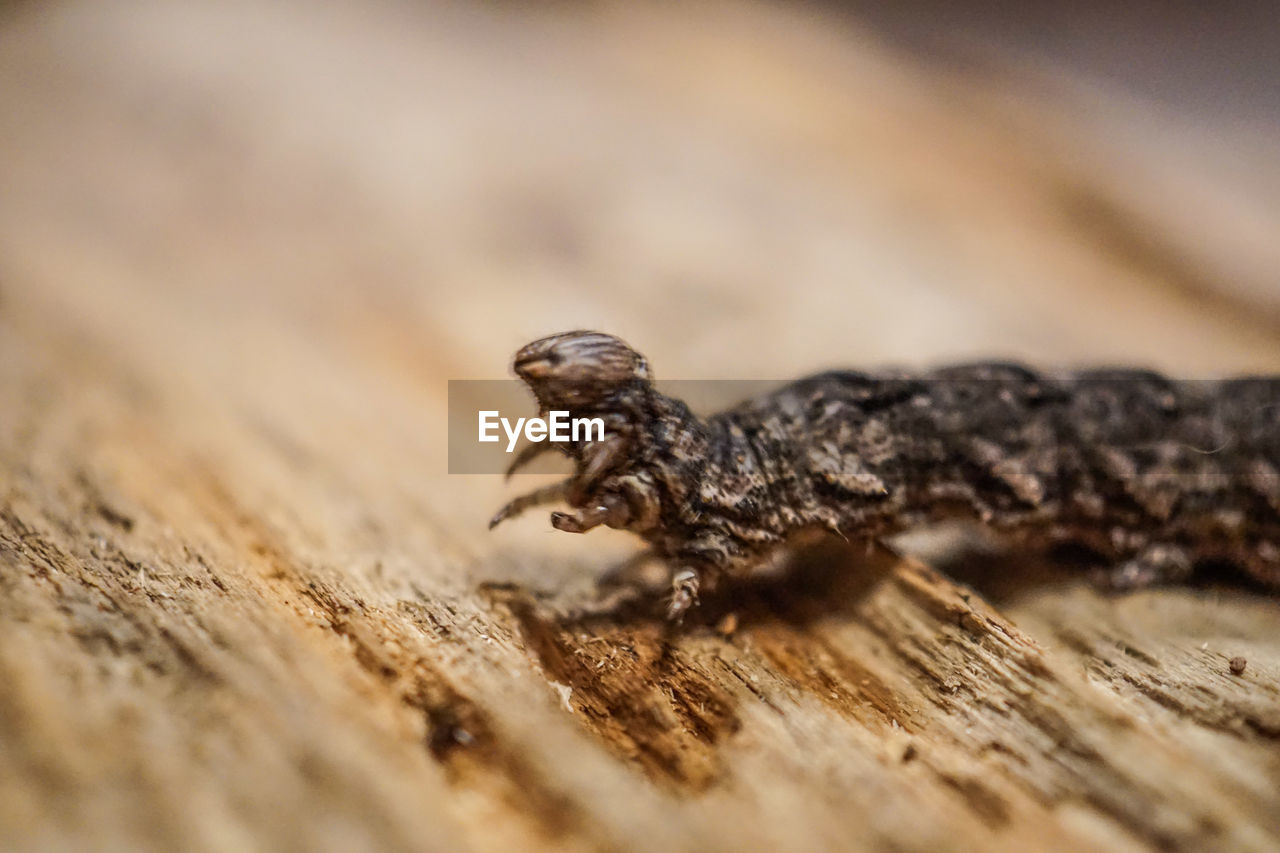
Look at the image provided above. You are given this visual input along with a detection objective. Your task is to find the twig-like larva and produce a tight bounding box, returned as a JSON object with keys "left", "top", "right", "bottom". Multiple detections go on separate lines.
{"left": 491, "top": 331, "right": 1280, "bottom": 621}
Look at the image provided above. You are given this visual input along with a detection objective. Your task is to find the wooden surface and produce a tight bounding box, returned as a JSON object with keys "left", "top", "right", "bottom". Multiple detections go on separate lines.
{"left": 1, "top": 1, "right": 1279, "bottom": 851}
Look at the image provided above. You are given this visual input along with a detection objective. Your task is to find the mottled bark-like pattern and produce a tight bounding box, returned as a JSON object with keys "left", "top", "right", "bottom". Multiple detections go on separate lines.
{"left": 492, "top": 332, "right": 1280, "bottom": 619}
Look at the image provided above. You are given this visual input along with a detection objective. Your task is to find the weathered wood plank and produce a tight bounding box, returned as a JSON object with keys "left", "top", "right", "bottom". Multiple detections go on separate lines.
{"left": 0, "top": 1, "right": 1277, "bottom": 851}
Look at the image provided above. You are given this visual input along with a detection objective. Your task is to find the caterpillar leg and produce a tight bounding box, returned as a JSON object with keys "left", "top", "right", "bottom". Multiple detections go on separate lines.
{"left": 550, "top": 493, "right": 630, "bottom": 533}
{"left": 489, "top": 479, "right": 569, "bottom": 529}
{"left": 504, "top": 441, "right": 558, "bottom": 478}
{"left": 666, "top": 568, "right": 701, "bottom": 623}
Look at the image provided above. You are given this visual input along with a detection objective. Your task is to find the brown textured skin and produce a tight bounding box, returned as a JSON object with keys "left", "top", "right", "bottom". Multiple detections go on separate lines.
{"left": 492, "top": 331, "right": 1280, "bottom": 619}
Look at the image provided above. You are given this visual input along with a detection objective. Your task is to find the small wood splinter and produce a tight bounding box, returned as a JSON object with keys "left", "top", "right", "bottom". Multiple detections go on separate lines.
{"left": 491, "top": 331, "right": 1280, "bottom": 621}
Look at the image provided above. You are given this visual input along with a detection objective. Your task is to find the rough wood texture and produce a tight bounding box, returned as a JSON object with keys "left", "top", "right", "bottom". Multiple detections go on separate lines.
{"left": 1, "top": 1, "right": 1278, "bottom": 851}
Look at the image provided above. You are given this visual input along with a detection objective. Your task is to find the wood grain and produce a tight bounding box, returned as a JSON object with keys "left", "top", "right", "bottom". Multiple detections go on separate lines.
{"left": 1, "top": 1, "right": 1277, "bottom": 850}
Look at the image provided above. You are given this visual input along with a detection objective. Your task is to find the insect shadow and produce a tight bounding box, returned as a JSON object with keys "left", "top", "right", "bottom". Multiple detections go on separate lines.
{"left": 517, "top": 537, "right": 902, "bottom": 635}
{"left": 922, "top": 537, "right": 1276, "bottom": 606}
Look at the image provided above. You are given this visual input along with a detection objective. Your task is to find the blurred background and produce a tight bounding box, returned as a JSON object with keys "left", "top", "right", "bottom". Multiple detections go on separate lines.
{"left": 3, "top": 0, "right": 1278, "bottom": 379}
